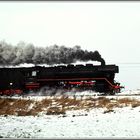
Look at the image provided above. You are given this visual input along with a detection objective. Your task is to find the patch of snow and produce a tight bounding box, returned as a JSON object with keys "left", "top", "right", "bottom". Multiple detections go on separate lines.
{"left": 28, "top": 103, "right": 35, "bottom": 111}
{"left": 71, "top": 60, "right": 101, "bottom": 66}
{"left": 0, "top": 61, "right": 101, "bottom": 68}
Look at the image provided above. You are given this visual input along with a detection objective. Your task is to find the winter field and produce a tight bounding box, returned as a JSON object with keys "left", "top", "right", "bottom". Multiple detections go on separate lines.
{"left": 1, "top": 90, "right": 140, "bottom": 138}
{"left": 0, "top": 62, "right": 140, "bottom": 138}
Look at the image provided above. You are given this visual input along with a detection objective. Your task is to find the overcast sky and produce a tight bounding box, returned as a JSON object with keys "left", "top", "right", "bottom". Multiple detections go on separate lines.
{"left": 0, "top": 1, "right": 140, "bottom": 90}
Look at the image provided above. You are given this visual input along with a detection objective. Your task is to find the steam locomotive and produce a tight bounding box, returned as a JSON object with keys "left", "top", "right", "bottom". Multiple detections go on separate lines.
{"left": 0, "top": 63, "right": 123, "bottom": 96}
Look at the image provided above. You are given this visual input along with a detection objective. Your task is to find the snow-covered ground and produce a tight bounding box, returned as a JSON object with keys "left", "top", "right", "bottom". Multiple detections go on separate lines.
{"left": 1, "top": 90, "right": 140, "bottom": 138}
{"left": 0, "top": 106, "right": 140, "bottom": 138}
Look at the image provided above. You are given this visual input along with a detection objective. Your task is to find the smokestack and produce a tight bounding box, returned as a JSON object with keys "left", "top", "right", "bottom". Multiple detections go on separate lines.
{"left": 0, "top": 41, "right": 106, "bottom": 66}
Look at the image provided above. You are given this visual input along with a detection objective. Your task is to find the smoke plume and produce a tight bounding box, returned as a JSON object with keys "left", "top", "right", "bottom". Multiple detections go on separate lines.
{"left": 0, "top": 41, "right": 105, "bottom": 66}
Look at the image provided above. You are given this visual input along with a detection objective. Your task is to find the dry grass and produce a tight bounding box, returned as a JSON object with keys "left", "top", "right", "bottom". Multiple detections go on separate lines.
{"left": 96, "top": 97, "right": 111, "bottom": 108}
{"left": 1, "top": 96, "right": 140, "bottom": 116}
{"left": 118, "top": 98, "right": 134, "bottom": 104}
{"left": 103, "top": 109, "right": 114, "bottom": 114}
{"left": 46, "top": 107, "right": 66, "bottom": 115}
{"left": 117, "top": 98, "right": 140, "bottom": 107}
{"left": 131, "top": 101, "right": 140, "bottom": 108}
{"left": 0, "top": 98, "right": 34, "bottom": 115}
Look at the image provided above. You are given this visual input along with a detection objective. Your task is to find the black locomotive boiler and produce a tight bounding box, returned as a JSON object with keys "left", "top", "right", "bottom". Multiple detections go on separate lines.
{"left": 0, "top": 63, "right": 123, "bottom": 95}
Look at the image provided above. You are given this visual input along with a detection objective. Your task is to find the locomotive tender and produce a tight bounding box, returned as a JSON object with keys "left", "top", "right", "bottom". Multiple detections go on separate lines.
{"left": 0, "top": 63, "right": 123, "bottom": 95}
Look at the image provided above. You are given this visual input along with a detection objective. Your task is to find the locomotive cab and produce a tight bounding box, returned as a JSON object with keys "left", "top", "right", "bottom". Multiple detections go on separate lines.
{"left": 24, "top": 68, "right": 40, "bottom": 92}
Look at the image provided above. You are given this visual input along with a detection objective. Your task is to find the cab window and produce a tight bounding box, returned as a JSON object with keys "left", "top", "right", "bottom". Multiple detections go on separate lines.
{"left": 32, "top": 71, "right": 37, "bottom": 76}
